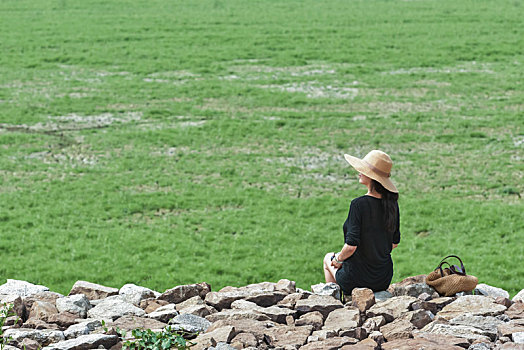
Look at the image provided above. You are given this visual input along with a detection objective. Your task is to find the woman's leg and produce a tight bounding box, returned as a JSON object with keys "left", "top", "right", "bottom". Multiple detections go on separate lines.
{"left": 323, "top": 252, "right": 339, "bottom": 283}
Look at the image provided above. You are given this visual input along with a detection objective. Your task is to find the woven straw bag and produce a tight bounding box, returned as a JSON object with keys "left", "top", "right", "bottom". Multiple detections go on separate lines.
{"left": 425, "top": 255, "right": 478, "bottom": 297}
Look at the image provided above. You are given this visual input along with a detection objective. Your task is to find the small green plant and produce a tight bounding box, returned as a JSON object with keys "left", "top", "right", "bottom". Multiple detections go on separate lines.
{"left": 0, "top": 303, "right": 17, "bottom": 350}
{"left": 120, "top": 326, "right": 195, "bottom": 350}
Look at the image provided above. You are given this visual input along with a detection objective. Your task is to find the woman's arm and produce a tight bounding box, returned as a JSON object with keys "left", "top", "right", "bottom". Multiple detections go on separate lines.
{"left": 331, "top": 243, "right": 357, "bottom": 268}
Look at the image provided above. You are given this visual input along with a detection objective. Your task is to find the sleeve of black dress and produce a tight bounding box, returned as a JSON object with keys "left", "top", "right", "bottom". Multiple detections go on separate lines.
{"left": 344, "top": 200, "right": 361, "bottom": 246}
{"left": 392, "top": 203, "right": 401, "bottom": 244}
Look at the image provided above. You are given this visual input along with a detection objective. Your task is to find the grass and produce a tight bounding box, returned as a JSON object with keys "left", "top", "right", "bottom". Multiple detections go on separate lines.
{"left": 0, "top": 0, "right": 522, "bottom": 297}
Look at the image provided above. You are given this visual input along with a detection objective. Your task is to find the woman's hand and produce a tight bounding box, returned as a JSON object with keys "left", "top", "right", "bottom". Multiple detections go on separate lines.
{"left": 331, "top": 253, "right": 343, "bottom": 269}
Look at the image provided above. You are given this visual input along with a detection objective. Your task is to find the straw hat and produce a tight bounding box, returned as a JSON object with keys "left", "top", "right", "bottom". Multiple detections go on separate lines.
{"left": 344, "top": 150, "right": 398, "bottom": 193}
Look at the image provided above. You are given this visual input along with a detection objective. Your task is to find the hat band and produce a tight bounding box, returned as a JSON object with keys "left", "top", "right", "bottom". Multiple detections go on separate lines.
{"left": 364, "top": 160, "right": 391, "bottom": 178}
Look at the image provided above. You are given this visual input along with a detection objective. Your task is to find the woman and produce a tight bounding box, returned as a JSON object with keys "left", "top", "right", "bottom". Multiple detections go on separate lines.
{"left": 323, "top": 150, "right": 400, "bottom": 295}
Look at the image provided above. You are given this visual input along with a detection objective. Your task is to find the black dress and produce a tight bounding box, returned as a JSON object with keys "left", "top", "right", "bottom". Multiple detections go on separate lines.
{"left": 335, "top": 195, "right": 401, "bottom": 294}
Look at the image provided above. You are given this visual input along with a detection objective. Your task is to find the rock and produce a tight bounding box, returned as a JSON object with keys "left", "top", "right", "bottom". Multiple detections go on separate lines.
{"left": 176, "top": 295, "right": 205, "bottom": 310}
{"left": 498, "top": 343, "right": 524, "bottom": 349}
{"left": 341, "top": 338, "right": 378, "bottom": 349}
{"left": 295, "top": 294, "right": 343, "bottom": 318}
{"left": 362, "top": 315, "right": 386, "bottom": 333}
{"left": 506, "top": 302, "right": 524, "bottom": 319}
{"left": 108, "top": 315, "right": 166, "bottom": 332}
{"left": 28, "top": 301, "right": 59, "bottom": 322}
{"left": 119, "top": 284, "right": 160, "bottom": 306}
{"left": 158, "top": 282, "right": 211, "bottom": 304}
{"left": 146, "top": 303, "right": 178, "bottom": 323}
{"left": 208, "top": 343, "right": 237, "bottom": 350}
{"left": 19, "top": 338, "right": 41, "bottom": 350}
{"left": 421, "top": 321, "right": 492, "bottom": 343}
{"left": 0, "top": 280, "right": 49, "bottom": 297}
{"left": 205, "top": 308, "right": 272, "bottom": 323}
{"left": 141, "top": 298, "right": 170, "bottom": 313}
{"left": 351, "top": 288, "right": 375, "bottom": 313}
{"left": 311, "top": 283, "right": 341, "bottom": 300}
{"left": 382, "top": 337, "right": 464, "bottom": 350}
{"left": 265, "top": 325, "right": 313, "bottom": 348}
{"left": 178, "top": 303, "right": 217, "bottom": 317}
{"left": 56, "top": 294, "right": 91, "bottom": 318}
{"left": 193, "top": 326, "right": 237, "bottom": 350}
{"left": 476, "top": 283, "right": 510, "bottom": 299}
{"left": 277, "top": 292, "right": 308, "bottom": 309}
{"left": 87, "top": 297, "right": 145, "bottom": 320}
{"left": 498, "top": 320, "right": 524, "bottom": 338}
{"left": 380, "top": 318, "right": 415, "bottom": 340}
{"left": 368, "top": 330, "right": 385, "bottom": 344}
{"left": 339, "top": 327, "right": 368, "bottom": 340}
{"left": 413, "top": 331, "right": 471, "bottom": 348}
{"left": 513, "top": 332, "right": 524, "bottom": 343}
{"left": 205, "top": 291, "right": 251, "bottom": 311}
{"left": 513, "top": 290, "right": 524, "bottom": 303}
{"left": 169, "top": 313, "right": 212, "bottom": 333}
{"left": 0, "top": 294, "right": 25, "bottom": 319}
{"left": 41, "top": 334, "right": 118, "bottom": 350}
{"left": 47, "top": 312, "right": 79, "bottom": 328}
{"left": 63, "top": 320, "right": 102, "bottom": 339}
{"left": 413, "top": 296, "right": 455, "bottom": 314}
{"left": 400, "top": 309, "right": 434, "bottom": 329}
{"left": 23, "top": 292, "right": 63, "bottom": 313}
{"left": 323, "top": 306, "right": 360, "bottom": 332}
{"left": 230, "top": 332, "right": 258, "bottom": 348}
{"left": 391, "top": 282, "right": 436, "bottom": 298}
{"left": 468, "top": 343, "right": 492, "bottom": 350}
{"left": 418, "top": 292, "right": 432, "bottom": 301}
{"left": 373, "top": 291, "right": 393, "bottom": 302}
{"left": 206, "top": 318, "right": 277, "bottom": 343}
{"left": 299, "top": 336, "right": 358, "bottom": 349}
{"left": 366, "top": 296, "right": 417, "bottom": 322}
{"left": 437, "top": 295, "right": 508, "bottom": 320}
{"left": 449, "top": 315, "right": 503, "bottom": 340}
{"left": 69, "top": 281, "right": 118, "bottom": 301}
{"left": 23, "top": 318, "right": 61, "bottom": 330}
{"left": 496, "top": 297, "right": 514, "bottom": 309}
{"left": 295, "top": 311, "right": 324, "bottom": 330}
{"left": 3, "top": 328, "right": 65, "bottom": 347}
{"left": 230, "top": 299, "right": 296, "bottom": 324}
{"left": 311, "top": 329, "right": 338, "bottom": 341}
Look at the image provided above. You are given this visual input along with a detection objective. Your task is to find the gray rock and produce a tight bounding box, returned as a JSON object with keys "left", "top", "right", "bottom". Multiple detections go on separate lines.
{"left": 147, "top": 303, "right": 178, "bottom": 323}
{"left": 3, "top": 328, "right": 65, "bottom": 347}
{"left": 208, "top": 343, "right": 237, "bottom": 350}
{"left": 373, "top": 290, "right": 393, "bottom": 302}
{"left": 438, "top": 295, "right": 508, "bottom": 320}
{"left": 311, "top": 329, "right": 338, "bottom": 341}
{"left": 69, "top": 281, "right": 118, "bottom": 301}
{"left": 63, "top": 320, "right": 102, "bottom": 339}
{"left": 119, "top": 283, "right": 160, "bottom": 306}
{"left": 41, "top": 334, "right": 118, "bottom": 350}
{"left": 205, "top": 308, "right": 272, "bottom": 323}
{"left": 514, "top": 331, "right": 524, "bottom": 344}
{"left": 0, "top": 280, "right": 49, "bottom": 297}
{"left": 391, "top": 282, "right": 436, "bottom": 298}
{"left": 311, "top": 282, "right": 341, "bottom": 300}
{"left": 380, "top": 318, "right": 415, "bottom": 340}
{"left": 468, "top": 343, "right": 492, "bottom": 350}
{"left": 169, "top": 313, "right": 211, "bottom": 333}
{"left": 476, "top": 283, "right": 510, "bottom": 299}
{"left": 87, "top": 296, "right": 145, "bottom": 320}
{"left": 366, "top": 296, "right": 417, "bottom": 322}
{"left": 449, "top": 314, "right": 504, "bottom": 340}
{"left": 295, "top": 311, "right": 324, "bottom": 330}
{"left": 56, "top": 294, "right": 91, "bottom": 318}
{"left": 108, "top": 315, "right": 167, "bottom": 332}
{"left": 421, "top": 322, "right": 493, "bottom": 343}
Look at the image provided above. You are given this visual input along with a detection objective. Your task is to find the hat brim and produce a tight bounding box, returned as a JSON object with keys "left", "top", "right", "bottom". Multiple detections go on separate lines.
{"left": 344, "top": 154, "right": 398, "bottom": 193}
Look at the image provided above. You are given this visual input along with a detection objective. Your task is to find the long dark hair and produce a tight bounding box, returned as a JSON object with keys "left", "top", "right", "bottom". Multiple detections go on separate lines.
{"left": 371, "top": 180, "right": 399, "bottom": 233}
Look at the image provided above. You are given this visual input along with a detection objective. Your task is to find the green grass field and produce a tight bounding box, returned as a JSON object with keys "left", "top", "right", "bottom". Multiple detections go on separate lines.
{"left": 0, "top": 0, "right": 522, "bottom": 297}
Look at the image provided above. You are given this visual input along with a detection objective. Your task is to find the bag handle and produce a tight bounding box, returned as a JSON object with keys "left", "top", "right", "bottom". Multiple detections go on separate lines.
{"left": 437, "top": 255, "right": 467, "bottom": 277}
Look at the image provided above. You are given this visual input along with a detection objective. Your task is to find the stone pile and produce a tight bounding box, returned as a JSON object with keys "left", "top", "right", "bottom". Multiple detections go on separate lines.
{"left": 1, "top": 278, "right": 523, "bottom": 350}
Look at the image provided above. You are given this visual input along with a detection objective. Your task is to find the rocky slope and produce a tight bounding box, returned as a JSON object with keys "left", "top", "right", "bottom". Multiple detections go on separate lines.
{"left": 1, "top": 277, "right": 523, "bottom": 350}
